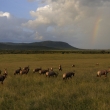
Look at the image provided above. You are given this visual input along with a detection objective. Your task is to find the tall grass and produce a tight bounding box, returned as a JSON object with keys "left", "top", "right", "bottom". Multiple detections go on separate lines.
{"left": 0, "top": 54, "right": 110, "bottom": 110}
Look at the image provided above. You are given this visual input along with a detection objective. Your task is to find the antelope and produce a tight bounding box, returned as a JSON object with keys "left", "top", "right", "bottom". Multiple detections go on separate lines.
{"left": 14, "top": 67, "right": 21, "bottom": 75}
{"left": 59, "top": 65, "right": 62, "bottom": 71}
{"left": 0, "top": 69, "right": 8, "bottom": 84}
{"left": 33, "top": 67, "right": 41, "bottom": 73}
{"left": 20, "top": 66, "right": 29, "bottom": 75}
{"left": 46, "top": 71, "right": 58, "bottom": 77}
{"left": 0, "top": 74, "right": 7, "bottom": 84}
{"left": 63, "top": 72, "right": 75, "bottom": 80}
{"left": 39, "top": 68, "right": 49, "bottom": 75}
{"left": 97, "top": 69, "right": 110, "bottom": 77}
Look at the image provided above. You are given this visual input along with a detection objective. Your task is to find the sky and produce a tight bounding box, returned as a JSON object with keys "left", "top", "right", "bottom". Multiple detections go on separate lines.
{"left": 0, "top": 0, "right": 110, "bottom": 49}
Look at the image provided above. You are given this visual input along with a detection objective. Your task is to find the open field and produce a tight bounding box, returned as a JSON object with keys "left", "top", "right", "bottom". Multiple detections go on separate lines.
{"left": 0, "top": 54, "right": 110, "bottom": 110}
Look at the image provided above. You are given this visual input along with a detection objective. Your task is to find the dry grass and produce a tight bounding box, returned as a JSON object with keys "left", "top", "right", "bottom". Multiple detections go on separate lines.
{"left": 0, "top": 54, "right": 110, "bottom": 110}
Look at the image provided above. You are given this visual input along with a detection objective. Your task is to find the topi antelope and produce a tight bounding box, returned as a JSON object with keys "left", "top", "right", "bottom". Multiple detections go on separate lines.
{"left": 14, "top": 67, "right": 21, "bottom": 75}
{"left": 0, "top": 69, "right": 8, "bottom": 84}
{"left": 0, "top": 74, "right": 7, "bottom": 84}
{"left": 20, "top": 66, "right": 29, "bottom": 75}
{"left": 33, "top": 67, "right": 41, "bottom": 73}
{"left": 63, "top": 72, "right": 75, "bottom": 80}
{"left": 39, "top": 68, "right": 49, "bottom": 75}
{"left": 59, "top": 65, "right": 62, "bottom": 71}
{"left": 97, "top": 69, "right": 110, "bottom": 77}
{"left": 46, "top": 71, "right": 58, "bottom": 77}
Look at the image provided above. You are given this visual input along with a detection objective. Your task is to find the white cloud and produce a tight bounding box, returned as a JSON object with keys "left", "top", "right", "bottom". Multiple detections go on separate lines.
{"left": 0, "top": 11, "right": 11, "bottom": 18}
{"left": 0, "top": 11, "right": 36, "bottom": 43}
{"left": 1, "top": 0, "right": 110, "bottom": 49}
{"left": 23, "top": 0, "right": 110, "bottom": 49}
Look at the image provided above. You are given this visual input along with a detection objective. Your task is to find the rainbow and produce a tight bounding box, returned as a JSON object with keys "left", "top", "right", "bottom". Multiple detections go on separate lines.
{"left": 92, "top": 16, "right": 102, "bottom": 43}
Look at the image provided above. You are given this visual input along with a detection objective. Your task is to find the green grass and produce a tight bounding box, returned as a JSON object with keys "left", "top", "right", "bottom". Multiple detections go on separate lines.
{"left": 0, "top": 54, "right": 110, "bottom": 110}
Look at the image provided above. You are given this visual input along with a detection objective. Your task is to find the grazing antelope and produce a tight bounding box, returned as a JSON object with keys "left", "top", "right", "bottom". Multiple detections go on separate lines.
{"left": 0, "top": 74, "right": 7, "bottom": 84}
{"left": 33, "top": 67, "right": 41, "bottom": 73}
{"left": 14, "top": 67, "right": 21, "bottom": 75}
{"left": 39, "top": 68, "right": 49, "bottom": 75}
{"left": 97, "top": 69, "right": 110, "bottom": 77}
{"left": 20, "top": 69, "right": 29, "bottom": 75}
{"left": 63, "top": 72, "right": 75, "bottom": 80}
{"left": 46, "top": 71, "right": 58, "bottom": 77}
{"left": 20, "top": 66, "right": 29, "bottom": 75}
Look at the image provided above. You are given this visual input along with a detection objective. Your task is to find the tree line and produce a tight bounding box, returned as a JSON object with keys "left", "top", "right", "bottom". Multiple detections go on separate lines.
{"left": 0, "top": 50, "right": 110, "bottom": 54}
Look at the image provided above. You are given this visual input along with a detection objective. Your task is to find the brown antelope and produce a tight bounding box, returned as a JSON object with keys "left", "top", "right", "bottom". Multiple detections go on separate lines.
{"left": 63, "top": 72, "right": 75, "bottom": 80}
{"left": 20, "top": 66, "right": 29, "bottom": 75}
{"left": 46, "top": 71, "right": 58, "bottom": 77}
{"left": 97, "top": 69, "right": 110, "bottom": 77}
{"left": 0, "top": 69, "right": 8, "bottom": 84}
{"left": 33, "top": 67, "right": 41, "bottom": 73}
{"left": 14, "top": 67, "right": 21, "bottom": 75}
{"left": 39, "top": 68, "right": 49, "bottom": 75}
{"left": 0, "top": 74, "right": 7, "bottom": 84}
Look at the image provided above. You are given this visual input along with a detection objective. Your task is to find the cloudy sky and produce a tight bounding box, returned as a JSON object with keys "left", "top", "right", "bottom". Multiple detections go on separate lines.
{"left": 0, "top": 0, "right": 110, "bottom": 49}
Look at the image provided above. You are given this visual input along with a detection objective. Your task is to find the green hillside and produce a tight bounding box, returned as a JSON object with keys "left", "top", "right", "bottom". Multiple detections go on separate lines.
{"left": 0, "top": 41, "right": 78, "bottom": 50}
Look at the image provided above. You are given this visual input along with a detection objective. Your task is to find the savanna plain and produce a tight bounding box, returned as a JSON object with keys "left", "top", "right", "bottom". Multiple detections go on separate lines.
{"left": 0, "top": 53, "right": 110, "bottom": 110}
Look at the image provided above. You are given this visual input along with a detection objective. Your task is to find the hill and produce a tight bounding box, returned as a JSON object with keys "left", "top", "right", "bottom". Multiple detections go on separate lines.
{"left": 0, "top": 41, "right": 78, "bottom": 50}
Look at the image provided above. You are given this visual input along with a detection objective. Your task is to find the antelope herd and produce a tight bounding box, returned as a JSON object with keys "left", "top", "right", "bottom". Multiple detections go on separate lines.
{"left": 0, "top": 63, "right": 110, "bottom": 84}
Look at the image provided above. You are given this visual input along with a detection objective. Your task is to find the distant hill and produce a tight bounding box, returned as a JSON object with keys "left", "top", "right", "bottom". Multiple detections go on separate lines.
{"left": 0, "top": 41, "right": 78, "bottom": 50}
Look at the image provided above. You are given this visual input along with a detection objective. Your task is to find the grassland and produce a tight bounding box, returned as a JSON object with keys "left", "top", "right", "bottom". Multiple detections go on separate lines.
{"left": 0, "top": 54, "right": 110, "bottom": 110}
